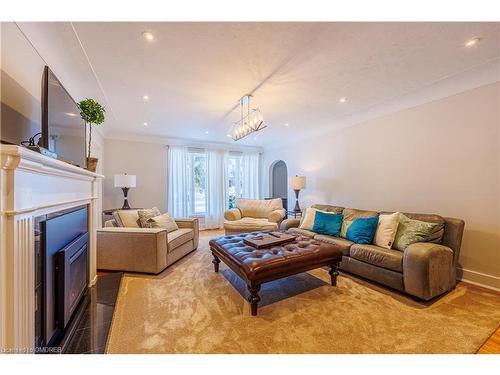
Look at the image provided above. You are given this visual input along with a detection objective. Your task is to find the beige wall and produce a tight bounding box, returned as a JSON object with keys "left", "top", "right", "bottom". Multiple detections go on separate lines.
{"left": 102, "top": 138, "right": 168, "bottom": 212}
{"left": 263, "top": 82, "right": 500, "bottom": 289}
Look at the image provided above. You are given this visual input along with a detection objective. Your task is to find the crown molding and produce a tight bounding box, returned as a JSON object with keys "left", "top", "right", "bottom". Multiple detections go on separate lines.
{"left": 103, "top": 131, "right": 263, "bottom": 153}
{"left": 265, "top": 58, "right": 500, "bottom": 150}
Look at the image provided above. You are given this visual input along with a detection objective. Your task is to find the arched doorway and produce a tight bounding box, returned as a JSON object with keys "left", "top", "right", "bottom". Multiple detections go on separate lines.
{"left": 269, "top": 160, "right": 288, "bottom": 210}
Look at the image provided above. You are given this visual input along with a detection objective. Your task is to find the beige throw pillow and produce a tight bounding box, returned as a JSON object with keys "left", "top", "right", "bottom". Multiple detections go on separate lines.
{"left": 299, "top": 208, "right": 323, "bottom": 230}
{"left": 137, "top": 207, "right": 161, "bottom": 227}
{"left": 373, "top": 212, "right": 400, "bottom": 249}
{"left": 144, "top": 213, "right": 179, "bottom": 233}
{"left": 113, "top": 209, "right": 142, "bottom": 228}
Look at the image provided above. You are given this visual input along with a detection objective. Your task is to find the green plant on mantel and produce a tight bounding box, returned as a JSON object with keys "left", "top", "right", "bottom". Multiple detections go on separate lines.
{"left": 78, "top": 98, "right": 105, "bottom": 159}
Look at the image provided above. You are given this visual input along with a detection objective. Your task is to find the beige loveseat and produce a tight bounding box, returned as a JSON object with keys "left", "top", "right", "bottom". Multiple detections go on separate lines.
{"left": 223, "top": 198, "right": 286, "bottom": 234}
{"left": 97, "top": 209, "right": 199, "bottom": 274}
{"left": 282, "top": 204, "right": 465, "bottom": 301}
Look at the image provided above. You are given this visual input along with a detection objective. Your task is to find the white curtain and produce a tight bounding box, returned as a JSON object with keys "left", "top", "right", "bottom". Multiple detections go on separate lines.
{"left": 241, "top": 152, "right": 260, "bottom": 199}
{"left": 167, "top": 146, "right": 191, "bottom": 218}
{"left": 167, "top": 146, "right": 260, "bottom": 228}
{"left": 205, "top": 149, "right": 228, "bottom": 229}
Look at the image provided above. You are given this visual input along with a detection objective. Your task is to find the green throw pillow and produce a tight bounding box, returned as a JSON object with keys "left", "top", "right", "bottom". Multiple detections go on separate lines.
{"left": 393, "top": 214, "right": 438, "bottom": 251}
{"left": 340, "top": 220, "right": 353, "bottom": 238}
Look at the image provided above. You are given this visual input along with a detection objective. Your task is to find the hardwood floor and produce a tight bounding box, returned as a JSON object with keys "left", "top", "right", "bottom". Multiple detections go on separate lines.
{"left": 477, "top": 326, "right": 500, "bottom": 354}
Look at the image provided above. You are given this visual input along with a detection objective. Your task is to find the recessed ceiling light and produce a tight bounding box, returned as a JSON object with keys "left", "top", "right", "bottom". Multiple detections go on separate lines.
{"left": 205, "top": 130, "right": 209, "bottom": 134}
{"left": 142, "top": 31, "right": 154, "bottom": 41}
{"left": 143, "top": 122, "right": 148, "bottom": 126}
{"left": 339, "top": 97, "right": 348, "bottom": 103}
{"left": 142, "top": 95, "right": 149, "bottom": 100}
{"left": 253, "top": 137, "right": 257, "bottom": 141}
{"left": 284, "top": 123, "right": 289, "bottom": 127}
{"left": 465, "top": 37, "right": 482, "bottom": 47}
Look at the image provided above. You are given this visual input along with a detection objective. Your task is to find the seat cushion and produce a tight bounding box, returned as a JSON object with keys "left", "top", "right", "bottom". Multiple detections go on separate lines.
{"left": 314, "top": 234, "right": 354, "bottom": 255}
{"left": 167, "top": 228, "right": 194, "bottom": 251}
{"left": 350, "top": 244, "right": 403, "bottom": 272}
{"left": 288, "top": 227, "right": 316, "bottom": 238}
{"left": 224, "top": 217, "right": 278, "bottom": 232}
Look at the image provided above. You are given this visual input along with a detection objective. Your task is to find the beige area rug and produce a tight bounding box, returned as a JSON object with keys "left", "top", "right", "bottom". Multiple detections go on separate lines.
{"left": 106, "top": 230, "right": 500, "bottom": 354}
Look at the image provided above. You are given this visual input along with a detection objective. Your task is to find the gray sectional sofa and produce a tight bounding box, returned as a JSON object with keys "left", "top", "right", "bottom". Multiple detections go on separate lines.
{"left": 281, "top": 204, "right": 465, "bottom": 301}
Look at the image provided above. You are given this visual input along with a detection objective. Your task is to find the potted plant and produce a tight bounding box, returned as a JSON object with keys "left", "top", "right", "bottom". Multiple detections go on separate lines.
{"left": 79, "top": 98, "right": 105, "bottom": 172}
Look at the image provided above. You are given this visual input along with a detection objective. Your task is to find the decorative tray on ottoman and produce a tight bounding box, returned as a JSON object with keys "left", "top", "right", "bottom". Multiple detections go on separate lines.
{"left": 243, "top": 232, "right": 296, "bottom": 249}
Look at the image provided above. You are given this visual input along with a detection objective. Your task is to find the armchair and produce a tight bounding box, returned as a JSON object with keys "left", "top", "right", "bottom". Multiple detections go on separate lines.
{"left": 97, "top": 212, "right": 199, "bottom": 274}
{"left": 223, "top": 198, "right": 286, "bottom": 234}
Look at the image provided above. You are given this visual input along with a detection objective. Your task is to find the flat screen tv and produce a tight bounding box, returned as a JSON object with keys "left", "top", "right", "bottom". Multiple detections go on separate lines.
{"left": 41, "top": 66, "right": 86, "bottom": 168}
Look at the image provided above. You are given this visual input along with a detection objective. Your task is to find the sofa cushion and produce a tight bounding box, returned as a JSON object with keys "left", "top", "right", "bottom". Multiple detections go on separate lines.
{"left": 393, "top": 214, "right": 440, "bottom": 251}
{"left": 311, "top": 204, "right": 344, "bottom": 214}
{"left": 137, "top": 207, "right": 162, "bottom": 227}
{"left": 374, "top": 212, "right": 400, "bottom": 249}
{"left": 145, "top": 213, "right": 179, "bottom": 233}
{"left": 288, "top": 227, "right": 316, "bottom": 238}
{"left": 113, "top": 209, "right": 141, "bottom": 228}
{"left": 167, "top": 228, "right": 194, "bottom": 251}
{"left": 299, "top": 207, "right": 321, "bottom": 230}
{"left": 350, "top": 244, "right": 403, "bottom": 272}
{"left": 343, "top": 208, "right": 379, "bottom": 221}
{"left": 382, "top": 211, "right": 445, "bottom": 244}
{"left": 224, "top": 217, "right": 278, "bottom": 232}
{"left": 314, "top": 234, "right": 354, "bottom": 255}
{"left": 346, "top": 216, "right": 379, "bottom": 244}
{"left": 236, "top": 198, "right": 283, "bottom": 218}
{"left": 311, "top": 211, "right": 343, "bottom": 236}
{"left": 340, "top": 220, "right": 353, "bottom": 238}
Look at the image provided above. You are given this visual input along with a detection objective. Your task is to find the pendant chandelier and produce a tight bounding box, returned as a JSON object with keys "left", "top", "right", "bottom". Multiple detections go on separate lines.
{"left": 228, "top": 94, "right": 266, "bottom": 141}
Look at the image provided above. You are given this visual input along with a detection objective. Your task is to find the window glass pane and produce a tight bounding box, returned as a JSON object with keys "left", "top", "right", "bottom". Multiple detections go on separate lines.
{"left": 192, "top": 153, "right": 206, "bottom": 214}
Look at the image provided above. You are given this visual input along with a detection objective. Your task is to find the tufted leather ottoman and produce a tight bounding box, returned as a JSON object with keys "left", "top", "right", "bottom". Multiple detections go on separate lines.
{"left": 209, "top": 231, "right": 343, "bottom": 316}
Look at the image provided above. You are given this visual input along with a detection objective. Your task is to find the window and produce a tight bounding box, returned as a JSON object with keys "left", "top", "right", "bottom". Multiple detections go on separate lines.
{"left": 227, "top": 155, "right": 243, "bottom": 208}
{"left": 188, "top": 151, "right": 207, "bottom": 215}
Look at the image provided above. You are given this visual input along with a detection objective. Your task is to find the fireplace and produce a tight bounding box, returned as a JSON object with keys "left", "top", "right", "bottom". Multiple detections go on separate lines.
{"left": 35, "top": 206, "right": 89, "bottom": 349}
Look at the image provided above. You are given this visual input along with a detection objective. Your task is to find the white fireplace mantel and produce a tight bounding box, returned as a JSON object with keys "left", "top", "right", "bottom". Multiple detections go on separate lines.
{"left": 0, "top": 145, "right": 103, "bottom": 352}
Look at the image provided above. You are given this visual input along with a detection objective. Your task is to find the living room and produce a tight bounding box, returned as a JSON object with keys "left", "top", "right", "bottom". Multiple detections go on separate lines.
{"left": 1, "top": 0, "right": 499, "bottom": 372}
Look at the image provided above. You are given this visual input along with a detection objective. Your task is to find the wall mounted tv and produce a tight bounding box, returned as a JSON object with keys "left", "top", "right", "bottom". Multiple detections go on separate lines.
{"left": 41, "top": 66, "right": 87, "bottom": 168}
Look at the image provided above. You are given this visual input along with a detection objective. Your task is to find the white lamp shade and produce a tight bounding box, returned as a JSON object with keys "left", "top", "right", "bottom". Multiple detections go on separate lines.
{"left": 114, "top": 174, "right": 136, "bottom": 188}
{"left": 290, "top": 175, "right": 306, "bottom": 190}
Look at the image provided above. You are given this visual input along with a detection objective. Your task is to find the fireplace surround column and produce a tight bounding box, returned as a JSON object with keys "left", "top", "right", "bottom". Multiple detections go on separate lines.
{"left": 0, "top": 145, "right": 103, "bottom": 352}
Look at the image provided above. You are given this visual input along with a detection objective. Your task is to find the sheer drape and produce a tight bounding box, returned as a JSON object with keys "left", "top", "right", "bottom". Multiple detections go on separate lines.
{"left": 167, "top": 146, "right": 260, "bottom": 228}
{"left": 205, "top": 149, "right": 228, "bottom": 229}
{"left": 167, "top": 146, "right": 191, "bottom": 218}
{"left": 241, "top": 152, "right": 260, "bottom": 199}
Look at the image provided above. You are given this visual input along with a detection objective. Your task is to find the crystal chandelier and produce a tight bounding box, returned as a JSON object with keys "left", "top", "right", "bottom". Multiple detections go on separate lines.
{"left": 228, "top": 94, "right": 266, "bottom": 141}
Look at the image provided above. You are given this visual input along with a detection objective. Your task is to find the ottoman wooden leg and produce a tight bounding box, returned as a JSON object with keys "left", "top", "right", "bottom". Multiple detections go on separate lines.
{"left": 212, "top": 252, "right": 221, "bottom": 272}
{"left": 329, "top": 263, "right": 340, "bottom": 286}
{"left": 247, "top": 285, "right": 261, "bottom": 316}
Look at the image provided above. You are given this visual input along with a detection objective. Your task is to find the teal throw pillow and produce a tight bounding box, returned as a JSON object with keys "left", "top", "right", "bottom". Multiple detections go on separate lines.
{"left": 311, "top": 211, "right": 343, "bottom": 237}
{"left": 346, "top": 216, "right": 379, "bottom": 244}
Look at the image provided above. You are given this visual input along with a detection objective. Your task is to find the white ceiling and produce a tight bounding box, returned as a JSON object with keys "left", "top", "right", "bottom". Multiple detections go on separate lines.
{"left": 17, "top": 22, "right": 500, "bottom": 148}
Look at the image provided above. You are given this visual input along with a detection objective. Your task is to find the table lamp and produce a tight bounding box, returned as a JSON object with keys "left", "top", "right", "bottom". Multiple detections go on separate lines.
{"left": 114, "top": 174, "right": 136, "bottom": 209}
{"left": 290, "top": 175, "right": 306, "bottom": 212}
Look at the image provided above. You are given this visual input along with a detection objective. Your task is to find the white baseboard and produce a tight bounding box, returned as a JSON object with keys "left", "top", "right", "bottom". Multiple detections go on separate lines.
{"left": 457, "top": 267, "right": 500, "bottom": 293}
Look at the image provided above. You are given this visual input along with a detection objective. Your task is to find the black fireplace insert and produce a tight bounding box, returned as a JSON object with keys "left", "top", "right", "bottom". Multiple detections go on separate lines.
{"left": 35, "top": 205, "right": 89, "bottom": 349}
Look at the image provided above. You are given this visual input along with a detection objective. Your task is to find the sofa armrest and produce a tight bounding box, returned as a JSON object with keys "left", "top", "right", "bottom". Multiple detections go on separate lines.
{"left": 403, "top": 242, "right": 455, "bottom": 300}
{"left": 268, "top": 208, "right": 286, "bottom": 223}
{"left": 224, "top": 208, "right": 242, "bottom": 221}
{"left": 175, "top": 217, "right": 199, "bottom": 249}
{"left": 281, "top": 218, "right": 301, "bottom": 231}
{"left": 97, "top": 227, "right": 168, "bottom": 274}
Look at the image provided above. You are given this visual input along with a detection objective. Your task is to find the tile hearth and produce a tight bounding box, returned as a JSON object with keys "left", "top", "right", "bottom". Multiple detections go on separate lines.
{"left": 65, "top": 273, "right": 122, "bottom": 354}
